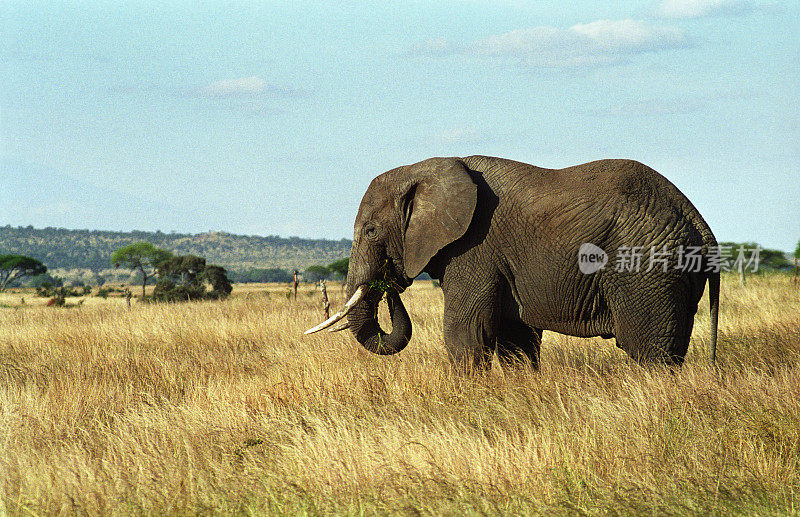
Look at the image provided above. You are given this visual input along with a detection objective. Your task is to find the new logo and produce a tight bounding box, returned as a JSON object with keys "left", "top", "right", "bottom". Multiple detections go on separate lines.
{"left": 578, "top": 243, "right": 608, "bottom": 274}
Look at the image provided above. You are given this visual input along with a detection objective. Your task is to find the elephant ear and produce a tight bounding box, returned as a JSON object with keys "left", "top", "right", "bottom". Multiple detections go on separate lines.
{"left": 401, "top": 158, "right": 477, "bottom": 278}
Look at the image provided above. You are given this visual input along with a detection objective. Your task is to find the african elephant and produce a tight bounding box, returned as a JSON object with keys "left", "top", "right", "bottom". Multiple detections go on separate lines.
{"left": 306, "top": 156, "right": 720, "bottom": 370}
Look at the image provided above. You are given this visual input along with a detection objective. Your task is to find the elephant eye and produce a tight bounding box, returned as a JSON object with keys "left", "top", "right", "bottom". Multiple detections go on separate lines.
{"left": 364, "top": 224, "right": 378, "bottom": 238}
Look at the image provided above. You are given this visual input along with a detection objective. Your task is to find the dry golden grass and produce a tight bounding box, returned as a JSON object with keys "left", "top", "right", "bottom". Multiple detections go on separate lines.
{"left": 1, "top": 275, "right": 799, "bottom": 515}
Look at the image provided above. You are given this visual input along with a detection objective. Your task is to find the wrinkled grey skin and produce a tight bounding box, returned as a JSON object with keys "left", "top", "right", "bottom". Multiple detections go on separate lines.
{"left": 345, "top": 155, "right": 719, "bottom": 371}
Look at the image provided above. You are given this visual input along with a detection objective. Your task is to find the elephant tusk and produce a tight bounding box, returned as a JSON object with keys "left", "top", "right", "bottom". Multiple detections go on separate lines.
{"left": 329, "top": 322, "right": 351, "bottom": 332}
{"left": 304, "top": 285, "right": 368, "bottom": 335}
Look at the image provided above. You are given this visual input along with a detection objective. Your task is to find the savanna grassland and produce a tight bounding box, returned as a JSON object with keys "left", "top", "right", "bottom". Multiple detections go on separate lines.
{"left": 1, "top": 275, "right": 799, "bottom": 515}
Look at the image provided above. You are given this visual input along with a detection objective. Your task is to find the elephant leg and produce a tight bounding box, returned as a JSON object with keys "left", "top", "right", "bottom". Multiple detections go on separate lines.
{"left": 611, "top": 278, "right": 696, "bottom": 365}
{"left": 442, "top": 283, "right": 499, "bottom": 374}
{"left": 496, "top": 320, "right": 542, "bottom": 370}
{"left": 444, "top": 321, "right": 495, "bottom": 373}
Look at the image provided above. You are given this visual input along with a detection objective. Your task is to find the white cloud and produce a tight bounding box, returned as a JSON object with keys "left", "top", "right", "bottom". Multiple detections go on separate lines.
{"left": 655, "top": 0, "right": 767, "bottom": 18}
{"left": 570, "top": 19, "right": 686, "bottom": 52}
{"left": 196, "top": 76, "right": 306, "bottom": 98}
{"left": 415, "top": 19, "right": 689, "bottom": 68}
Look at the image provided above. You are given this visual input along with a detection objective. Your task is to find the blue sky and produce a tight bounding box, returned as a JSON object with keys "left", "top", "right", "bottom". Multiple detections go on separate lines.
{"left": 1, "top": 1, "right": 798, "bottom": 251}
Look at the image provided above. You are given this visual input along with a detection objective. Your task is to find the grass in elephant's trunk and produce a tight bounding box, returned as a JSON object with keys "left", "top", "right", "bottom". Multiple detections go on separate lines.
{"left": 0, "top": 273, "right": 799, "bottom": 514}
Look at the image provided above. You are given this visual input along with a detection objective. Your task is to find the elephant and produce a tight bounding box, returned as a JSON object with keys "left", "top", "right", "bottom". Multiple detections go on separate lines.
{"left": 306, "top": 155, "right": 720, "bottom": 371}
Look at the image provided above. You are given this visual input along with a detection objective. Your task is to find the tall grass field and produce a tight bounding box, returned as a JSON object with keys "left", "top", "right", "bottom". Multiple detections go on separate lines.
{"left": 1, "top": 275, "right": 799, "bottom": 514}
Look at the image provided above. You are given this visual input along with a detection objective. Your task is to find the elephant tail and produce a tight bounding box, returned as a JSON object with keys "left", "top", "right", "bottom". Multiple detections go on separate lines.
{"left": 708, "top": 271, "right": 720, "bottom": 364}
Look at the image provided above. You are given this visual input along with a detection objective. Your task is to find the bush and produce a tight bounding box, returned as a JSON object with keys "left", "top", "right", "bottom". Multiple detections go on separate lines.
{"left": 150, "top": 255, "right": 232, "bottom": 302}
{"left": 152, "top": 279, "right": 206, "bottom": 302}
{"left": 46, "top": 296, "right": 65, "bottom": 307}
{"left": 203, "top": 265, "right": 232, "bottom": 298}
{"left": 29, "top": 273, "right": 63, "bottom": 289}
{"left": 36, "top": 284, "right": 81, "bottom": 298}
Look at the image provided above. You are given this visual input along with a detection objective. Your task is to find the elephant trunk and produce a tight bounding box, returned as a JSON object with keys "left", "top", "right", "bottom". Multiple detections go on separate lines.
{"left": 347, "top": 286, "right": 411, "bottom": 355}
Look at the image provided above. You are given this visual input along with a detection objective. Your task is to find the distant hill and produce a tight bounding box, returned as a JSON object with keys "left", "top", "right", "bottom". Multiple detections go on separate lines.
{"left": 0, "top": 225, "right": 351, "bottom": 273}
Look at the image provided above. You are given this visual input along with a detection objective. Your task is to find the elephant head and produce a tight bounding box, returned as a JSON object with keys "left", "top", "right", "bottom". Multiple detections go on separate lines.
{"left": 305, "top": 157, "right": 477, "bottom": 354}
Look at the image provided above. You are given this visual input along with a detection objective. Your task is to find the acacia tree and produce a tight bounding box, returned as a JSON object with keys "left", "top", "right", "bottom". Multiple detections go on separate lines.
{"left": 0, "top": 254, "right": 47, "bottom": 291}
{"left": 153, "top": 255, "right": 207, "bottom": 301}
{"left": 152, "top": 255, "right": 232, "bottom": 302}
{"left": 304, "top": 265, "right": 331, "bottom": 283}
{"left": 202, "top": 265, "right": 232, "bottom": 298}
{"left": 111, "top": 243, "right": 172, "bottom": 298}
{"left": 328, "top": 258, "right": 349, "bottom": 280}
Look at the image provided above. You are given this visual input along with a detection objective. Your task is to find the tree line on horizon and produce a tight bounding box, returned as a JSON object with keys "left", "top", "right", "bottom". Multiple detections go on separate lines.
{"left": 0, "top": 225, "right": 351, "bottom": 272}
{"left": 2, "top": 230, "right": 800, "bottom": 293}
{"left": 1, "top": 240, "right": 351, "bottom": 295}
